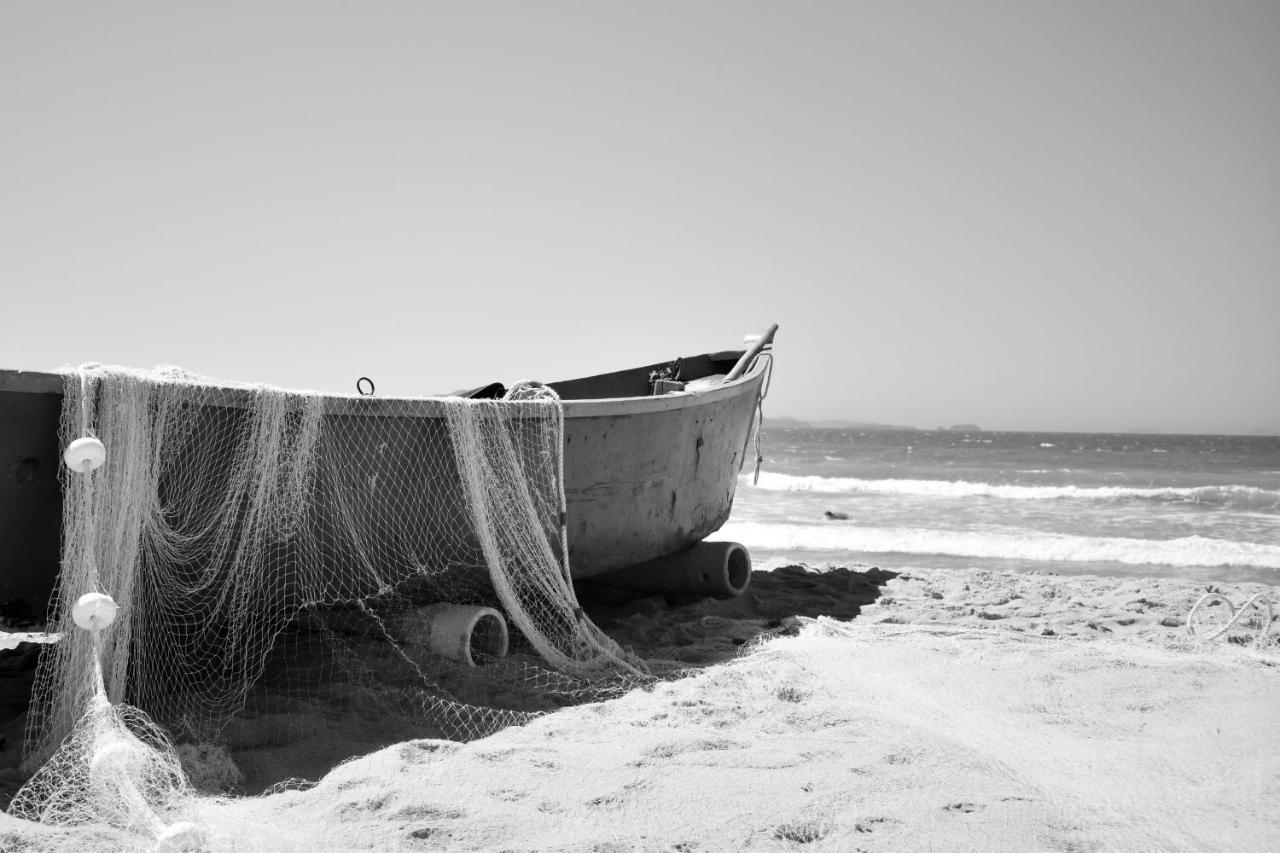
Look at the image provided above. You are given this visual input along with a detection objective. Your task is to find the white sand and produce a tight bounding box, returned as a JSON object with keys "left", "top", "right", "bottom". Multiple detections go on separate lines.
{"left": 2, "top": 564, "right": 1278, "bottom": 851}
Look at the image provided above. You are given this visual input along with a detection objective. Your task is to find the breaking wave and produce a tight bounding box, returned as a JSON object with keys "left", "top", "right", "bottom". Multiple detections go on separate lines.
{"left": 750, "top": 473, "right": 1280, "bottom": 511}
{"left": 716, "top": 521, "right": 1280, "bottom": 569}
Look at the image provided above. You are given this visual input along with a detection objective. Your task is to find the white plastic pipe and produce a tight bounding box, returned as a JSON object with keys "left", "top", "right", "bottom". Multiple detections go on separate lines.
{"left": 595, "top": 541, "right": 753, "bottom": 599}
{"left": 397, "top": 603, "right": 509, "bottom": 666}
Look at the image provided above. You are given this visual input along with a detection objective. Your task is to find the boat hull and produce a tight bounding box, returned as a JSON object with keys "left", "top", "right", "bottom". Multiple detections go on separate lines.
{"left": 0, "top": 350, "right": 766, "bottom": 614}
{"left": 562, "top": 370, "right": 764, "bottom": 577}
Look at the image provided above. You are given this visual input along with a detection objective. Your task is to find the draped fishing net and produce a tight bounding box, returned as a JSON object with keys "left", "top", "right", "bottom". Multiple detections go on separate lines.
{"left": 8, "top": 364, "right": 648, "bottom": 849}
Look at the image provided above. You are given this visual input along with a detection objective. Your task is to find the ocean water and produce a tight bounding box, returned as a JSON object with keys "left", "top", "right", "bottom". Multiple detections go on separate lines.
{"left": 717, "top": 427, "right": 1280, "bottom": 585}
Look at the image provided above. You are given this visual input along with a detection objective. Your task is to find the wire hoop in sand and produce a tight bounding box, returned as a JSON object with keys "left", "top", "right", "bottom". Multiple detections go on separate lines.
{"left": 1187, "top": 592, "right": 1274, "bottom": 647}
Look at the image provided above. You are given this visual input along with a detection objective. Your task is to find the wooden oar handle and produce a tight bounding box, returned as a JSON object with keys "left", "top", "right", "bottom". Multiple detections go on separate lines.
{"left": 724, "top": 323, "right": 779, "bottom": 382}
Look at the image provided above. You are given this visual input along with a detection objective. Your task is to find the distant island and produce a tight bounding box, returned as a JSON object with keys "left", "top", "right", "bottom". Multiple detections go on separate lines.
{"left": 766, "top": 416, "right": 919, "bottom": 431}
{"left": 767, "top": 417, "right": 992, "bottom": 433}
{"left": 764, "top": 416, "right": 1278, "bottom": 437}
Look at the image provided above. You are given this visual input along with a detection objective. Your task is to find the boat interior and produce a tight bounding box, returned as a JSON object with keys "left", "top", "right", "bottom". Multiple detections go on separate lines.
{"left": 459, "top": 349, "right": 747, "bottom": 401}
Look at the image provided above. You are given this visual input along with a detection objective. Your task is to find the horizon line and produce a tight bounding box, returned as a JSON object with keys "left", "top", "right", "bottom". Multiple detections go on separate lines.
{"left": 766, "top": 416, "right": 1280, "bottom": 439}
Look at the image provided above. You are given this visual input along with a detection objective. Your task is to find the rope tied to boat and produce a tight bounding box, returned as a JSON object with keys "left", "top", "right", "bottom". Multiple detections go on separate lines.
{"left": 752, "top": 351, "right": 775, "bottom": 485}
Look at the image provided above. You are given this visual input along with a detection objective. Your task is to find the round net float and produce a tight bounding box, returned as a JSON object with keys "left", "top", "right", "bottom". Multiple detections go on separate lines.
{"left": 64, "top": 436, "right": 107, "bottom": 473}
{"left": 72, "top": 592, "right": 118, "bottom": 631}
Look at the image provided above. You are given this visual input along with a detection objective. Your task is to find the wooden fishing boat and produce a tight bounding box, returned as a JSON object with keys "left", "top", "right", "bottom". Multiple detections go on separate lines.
{"left": 0, "top": 327, "right": 776, "bottom": 617}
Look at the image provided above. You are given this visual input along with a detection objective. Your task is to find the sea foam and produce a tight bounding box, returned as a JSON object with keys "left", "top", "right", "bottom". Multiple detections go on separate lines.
{"left": 716, "top": 521, "right": 1280, "bottom": 569}
{"left": 749, "top": 473, "right": 1280, "bottom": 511}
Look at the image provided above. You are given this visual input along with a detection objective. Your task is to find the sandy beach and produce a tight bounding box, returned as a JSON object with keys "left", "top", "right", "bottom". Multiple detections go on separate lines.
{"left": 2, "top": 561, "right": 1277, "bottom": 852}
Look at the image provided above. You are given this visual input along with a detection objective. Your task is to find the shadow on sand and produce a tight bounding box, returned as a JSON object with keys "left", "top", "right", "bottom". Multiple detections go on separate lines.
{"left": 0, "top": 566, "right": 897, "bottom": 802}
{"left": 579, "top": 565, "right": 899, "bottom": 668}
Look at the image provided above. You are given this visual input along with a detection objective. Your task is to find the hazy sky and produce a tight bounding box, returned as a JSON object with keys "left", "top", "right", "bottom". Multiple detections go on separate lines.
{"left": 3, "top": 2, "right": 1277, "bottom": 434}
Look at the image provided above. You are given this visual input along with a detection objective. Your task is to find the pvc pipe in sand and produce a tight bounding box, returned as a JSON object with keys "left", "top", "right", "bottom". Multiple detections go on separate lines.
{"left": 397, "top": 603, "right": 509, "bottom": 666}
{"left": 595, "top": 541, "right": 752, "bottom": 599}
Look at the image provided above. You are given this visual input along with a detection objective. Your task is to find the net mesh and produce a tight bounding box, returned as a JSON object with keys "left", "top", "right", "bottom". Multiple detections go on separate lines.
{"left": 10, "top": 364, "right": 648, "bottom": 844}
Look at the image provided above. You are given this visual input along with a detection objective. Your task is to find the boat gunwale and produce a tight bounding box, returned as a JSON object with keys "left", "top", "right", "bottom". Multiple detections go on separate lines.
{"left": 0, "top": 352, "right": 769, "bottom": 419}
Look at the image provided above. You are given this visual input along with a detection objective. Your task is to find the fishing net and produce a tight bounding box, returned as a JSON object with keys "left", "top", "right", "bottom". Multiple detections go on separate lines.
{"left": 8, "top": 364, "right": 648, "bottom": 848}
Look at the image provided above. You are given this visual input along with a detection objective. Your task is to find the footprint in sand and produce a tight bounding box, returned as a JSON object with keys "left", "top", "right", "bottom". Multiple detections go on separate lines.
{"left": 586, "top": 779, "right": 650, "bottom": 810}
{"left": 398, "top": 741, "right": 460, "bottom": 765}
{"left": 641, "top": 737, "right": 745, "bottom": 760}
{"left": 773, "top": 820, "right": 829, "bottom": 844}
{"left": 854, "top": 816, "right": 900, "bottom": 833}
{"left": 491, "top": 787, "right": 530, "bottom": 802}
{"left": 393, "top": 805, "right": 466, "bottom": 822}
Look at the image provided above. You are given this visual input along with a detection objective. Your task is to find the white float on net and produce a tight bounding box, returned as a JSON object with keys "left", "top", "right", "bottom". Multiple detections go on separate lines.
{"left": 72, "top": 592, "right": 117, "bottom": 632}
{"left": 64, "top": 436, "right": 107, "bottom": 473}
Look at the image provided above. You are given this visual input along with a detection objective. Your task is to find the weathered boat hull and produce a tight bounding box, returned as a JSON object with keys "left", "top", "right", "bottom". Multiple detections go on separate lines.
{"left": 0, "top": 345, "right": 769, "bottom": 616}
{"left": 560, "top": 354, "right": 766, "bottom": 576}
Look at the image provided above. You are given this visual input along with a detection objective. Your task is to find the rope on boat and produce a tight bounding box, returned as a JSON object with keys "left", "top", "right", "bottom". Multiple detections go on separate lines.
{"left": 752, "top": 351, "right": 775, "bottom": 485}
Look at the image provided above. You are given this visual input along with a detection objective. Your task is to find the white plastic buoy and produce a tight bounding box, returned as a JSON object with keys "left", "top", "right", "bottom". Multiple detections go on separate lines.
{"left": 154, "top": 821, "right": 210, "bottom": 853}
{"left": 64, "top": 436, "right": 107, "bottom": 473}
{"left": 72, "top": 592, "right": 117, "bottom": 631}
